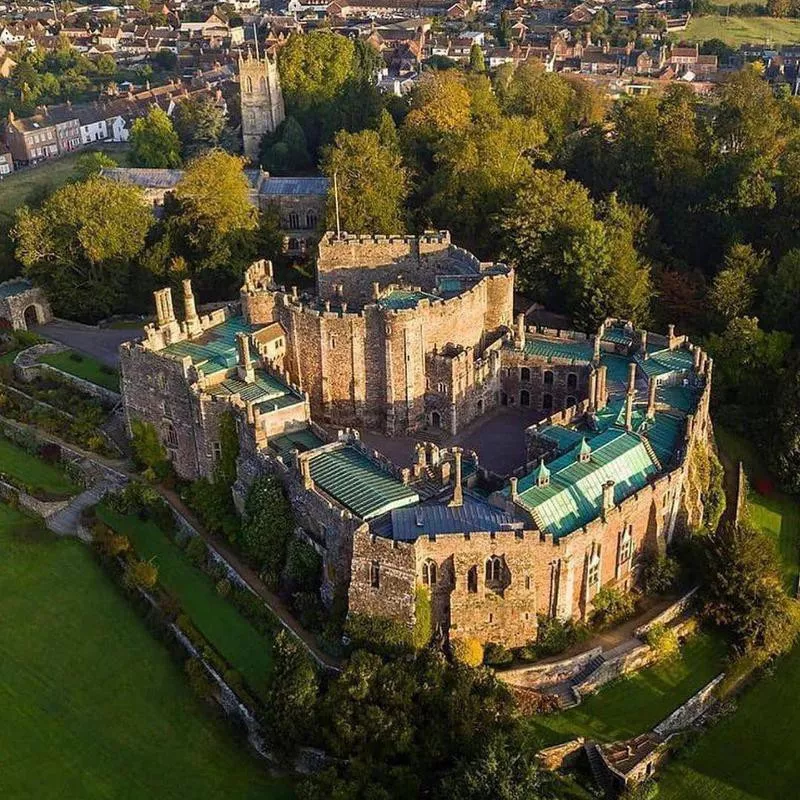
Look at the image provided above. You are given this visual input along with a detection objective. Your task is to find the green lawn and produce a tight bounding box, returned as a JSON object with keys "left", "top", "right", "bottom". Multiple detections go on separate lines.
{"left": 0, "top": 434, "right": 79, "bottom": 497}
{"left": 655, "top": 428, "right": 800, "bottom": 799}
{"left": 716, "top": 426, "right": 800, "bottom": 591}
{"left": 0, "top": 144, "right": 130, "bottom": 219}
{"left": 0, "top": 502, "right": 290, "bottom": 800}
{"left": 41, "top": 349, "right": 120, "bottom": 392}
{"left": 527, "top": 632, "right": 727, "bottom": 748}
{"left": 98, "top": 506, "right": 275, "bottom": 698}
{"left": 684, "top": 14, "right": 800, "bottom": 46}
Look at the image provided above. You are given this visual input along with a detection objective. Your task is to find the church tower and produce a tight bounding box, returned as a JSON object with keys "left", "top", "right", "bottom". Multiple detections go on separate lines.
{"left": 239, "top": 47, "right": 285, "bottom": 163}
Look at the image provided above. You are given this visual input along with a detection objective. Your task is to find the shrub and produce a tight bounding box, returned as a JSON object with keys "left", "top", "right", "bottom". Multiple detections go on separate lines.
{"left": 643, "top": 555, "right": 680, "bottom": 595}
{"left": 216, "top": 578, "right": 231, "bottom": 597}
{"left": 240, "top": 475, "right": 294, "bottom": 574}
{"left": 413, "top": 585, "right": 433, "bottom": 649}
{"left": 37, "top": 442, "right": 62, "bottom": 463}
{"left": 451, "top": 636, "right": 484, "bottom": 667}
{"left": 130, "top": 419, "right": 170, "bottom": 478}
{"left": 284, "top": 537, "right": 322, "bottom": 593}
{"left": 591, "top": 586, "right": 636, "bottom": 628}
{"left": 124, "top": 558, "right": 159, "bottom": 590}
{"left": 645, "top": 622, "right": 680, "bottom": 662}
{"left": 69, "top": 352, "right": 84, "bottom": 363}
{"left": 185, "top": 535, "right": 208, "bottom": 568}
{"left": 533, "top": 615, "right": 588, "bottom": 657}
{"left": 483, "top": 642, "right": 514, "bottom": 666}
{"left": 345, "top": 612, "right": 412, "bottom": 656}
{"left": 292, "top": 591, "right": 324, "bottom": 630}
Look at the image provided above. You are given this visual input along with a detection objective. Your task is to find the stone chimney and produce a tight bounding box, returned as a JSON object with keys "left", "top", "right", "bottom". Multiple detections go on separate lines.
{"left": 515, "top": 313, "right": 525, "bottom": 348}
{"left": 593, "top": 334, "right": 601, "bottom": 362}
{"left": 625, "top": 389, "right": 634, "bottom": 432}
{"left": 236, "top": 332, "right": 255, "bottom": 383}
{"left": 647, "top": 377, "right": 657, "bottom": 419}
{"left": 372, "top": 281, "right": 380, "bottom": 300}
{"left": 667, "top": 323, "right": 677, "bottom": 350}
{"left": 154, "top": 287, "right": 175, "bottom": 328}
{"left": 300, "top": 456, "right": 313, "bottom": 490}
{"left": 596, "top": 364, "right": 608, "bottom": 411}
{"left": 450, "top": 448, "right": 463, "bottom": 508}
{"left": 588, "top": 369, "right": 598, "bottom": 411}
{"left": 601, "top": 480, "right": 615, "bottom": 520}
{"left": 693, "top": 345, "right": 702, "bottom": 371}
{"left": 627, "top": 361, "right": 637, "bottom": 395}
{"left": 509, "top": 476, "right": 518, "bottom": 500}
{"left": 640, "top": 329, "right": 648, "bottom": 358}
{"left": 182, "top": 279, "right": 202, "bottom": 338}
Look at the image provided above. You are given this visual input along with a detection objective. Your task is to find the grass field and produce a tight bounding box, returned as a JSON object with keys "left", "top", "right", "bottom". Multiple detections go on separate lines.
{"left": 0, "top": 503, "right": 290, "bottom": 800}
{"left": 0, "top": 434, "right": 78, "bottom": 497}
{"left": 655, "top": 428, "right": 800, "bottom": 799}
{"left": 98, "top": 506, "right": 275, "bottom": 698}
{"left": 684, "top": 14, "right": 800, "bottom": 46}
{"left": 0, "top": 144, "right": 130, "bottom": 219}
{"left": 527, "top": 632, "right": 727, "bottom": 748}
{"left": 41, "top": 349, "right": 120, "bottom": 392}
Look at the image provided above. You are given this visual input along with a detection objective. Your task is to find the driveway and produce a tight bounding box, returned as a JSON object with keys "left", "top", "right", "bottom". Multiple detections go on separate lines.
{"left": 37, "top": 319, "right": 141, "bottom": 367}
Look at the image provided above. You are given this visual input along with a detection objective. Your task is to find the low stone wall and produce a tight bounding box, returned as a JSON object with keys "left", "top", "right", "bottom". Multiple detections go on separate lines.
{"left": 635, "top": 587, "right": 698, "bottom": 639}
{"left": 0, "top": 478, "right": 71, "bottom": 518}
{"left": 497, "top": 647, "right": 603, "bottom": 689}
{"left": 536, "top": 738, "right": 585, "bottom": 771}
{"left": 14, "top": 344, "right": 121, "bottom": 407}
{"left": 575, "top": 642, "right": 657, "bottom": 696}
{"left": 654, "top": 673, "right": 725, "bottom": 739}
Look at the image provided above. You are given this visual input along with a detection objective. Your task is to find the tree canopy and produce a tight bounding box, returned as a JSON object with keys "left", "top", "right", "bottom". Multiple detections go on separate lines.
{"left": 129, "top": 106, "right": 182, "bottom": 168}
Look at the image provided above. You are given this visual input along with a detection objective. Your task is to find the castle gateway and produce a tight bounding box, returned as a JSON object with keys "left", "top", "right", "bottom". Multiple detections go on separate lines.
{"left": 120, "top": 231, "right": 712, "bottom": 648}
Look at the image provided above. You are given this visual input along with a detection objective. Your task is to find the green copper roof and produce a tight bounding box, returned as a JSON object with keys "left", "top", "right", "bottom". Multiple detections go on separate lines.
{"left": 641, "top": 412, "right": 684, "bottom": 466}
{"left": 522, "top": 336, "right": 594, "bottom": 363}
{"left": 309, "top": 446, "right": 419, "bottom": 520}
{"left": 160, "top": 316, "right": 256, "bottom": 376}
{"left": 579, "top": 437, "right": 592, "bottom": 460}
{"left": 269, "top": 427, "right": 325, "bottom": 456}
{"left": 637, "top": 347, "right": 694, "bottom": 378}
{"left": 600, "top": 353, "right": 634, "bottom": 387}
{"left": 207, "top": 370, "right": 302, "bottom": 411}
{"left": 513, "top": 428, "right": 658, "bottom": 539}
{"left": 378, "top": 289, "right": 438, "bottom": 310}
{"left": 602, "top": 326, "right": 632, "bottom": 345}
{"left": 538, "top": 424, "right": 585, "bottom": 451}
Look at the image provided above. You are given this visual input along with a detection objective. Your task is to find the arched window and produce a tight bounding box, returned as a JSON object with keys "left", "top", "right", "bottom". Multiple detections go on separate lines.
{"left": 566, "top": 395, "right": 577, "bottom": 408}
{"left": 467, "top": 565, "right": 478, "bottom": 593}
{"left": 543, "top": 370, "right": 554, "bottom": 386}
{"left": 306, "top": 209, "right": 318, "bottom": 229}
{"left": 587, "top": 551, "right": 601, "bottom": 588}
{"left": 520, "top": 389, "right": 530, "bottom": 406}
{"left": 485, "top": 556, "right": 502, "bottom": 583}
{"left": 165, "top": 423, "right": 178, "bottom": 449}
{"left": 370, "top": 560, "right": 380, "bottom": 588}
{"left": 542, "top": 393, "right": 553, "bottom": 411}
{"left": 288, "top": 211, "right": 300, "bottom": 229}
{"left": 520, "top": 366, "right": 531, "bottom": 382}
{"left": 431, "top": 410, "right": 441, "bottom": 427}
{"left": 259, "top": 76, "right": 266, "bottom": 92}
{"left": 619, "top": 526, "right": 633, "bottom": 565}
{"left": 477, "top": 398, "right": 484, "bottom": 414}
{"left": 422, "top": 559, "right": 437, "bottom": 586}
{"left": 245, "top": 76, "right": 253, "bottom": 93}
{"left": 567, "top": 372, "right": 578, "bottom": 390}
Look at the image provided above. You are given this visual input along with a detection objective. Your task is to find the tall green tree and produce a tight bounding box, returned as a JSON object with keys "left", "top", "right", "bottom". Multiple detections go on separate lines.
{"left": 172, "top": 95, "right": 227, "bottom": 159}
{"left": 708, "top": 243, "right": 766, "bottom": 325}
{"left": 763, "top": 249, "right": 800, "bottom": 340}
{"left": 240, "top": 475, "right": 294, "bottom": 582}
{"left": 129, "top": 106, "right": 181, "bottom": 168}
{"left": 12, "top": 178, "right": 152, "bottom": 319}
{"left": 322, "top": 129, "right": 409, "bottom": 234}
{"left": 469, "top": 44, "right": 485, "bottom": 73}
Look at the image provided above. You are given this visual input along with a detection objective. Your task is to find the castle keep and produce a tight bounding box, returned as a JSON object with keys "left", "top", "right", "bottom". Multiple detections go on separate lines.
{"left": 120, "top": 232, "right": 712, "bottom": 648}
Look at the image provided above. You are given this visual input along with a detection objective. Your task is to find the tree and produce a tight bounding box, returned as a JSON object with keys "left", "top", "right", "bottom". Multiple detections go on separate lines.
{"left": 404, "top": 70, "right": 473, "bottom": 140}
{"left": 704, "top": 519, "right": 799, "bottom": 657}
{"left": 763, "top": 248, "right": 800, "bottom": 340}
{"left": 451, "top": 637, "right": 484, "bottom": 666}
{"left": 708, "top": 243, "right": 766, "bottom": 325}
{"left": 263, "top": 630, "right": 320, "bottom": 756}
{"left": 768, "top": 0, "right": 791, "bottom": 16}
{"left": 322, "top": 129, "right": 409, "bottom": 234}
{"left": 124, "top": 558, "right": 159, "bottom": 590}
{"left": 12, "top": 178, "right": 152, "bottom": 320}
{"left": 130, "top": 419, "right": 169, "bottom": 477}
{"left": 129, "top": 106, "right": 181, "bottom": 168}
{"left": 74, "top": 150, "right": 117, "bottom": 181}
{"left": 469, "top": 43, "right": 485, "bottom": 73}
{"left": 260, "top": 115, "right": 311, "bottom": 174}
{"left": 173, "top": 95, "right": 226, "bottom": 158}
{"left": 240, "top": 475, "right": 294, "bottom": 581}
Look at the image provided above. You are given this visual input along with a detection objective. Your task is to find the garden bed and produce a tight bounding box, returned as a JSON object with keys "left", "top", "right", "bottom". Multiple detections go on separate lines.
{"left": 39, "top": 349, "right": 120, "bottom": 392}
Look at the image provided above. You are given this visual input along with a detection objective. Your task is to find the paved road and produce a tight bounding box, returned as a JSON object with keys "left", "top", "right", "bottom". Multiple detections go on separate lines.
{"left": 37, "top": 319, "right": 140, "bottom": 367}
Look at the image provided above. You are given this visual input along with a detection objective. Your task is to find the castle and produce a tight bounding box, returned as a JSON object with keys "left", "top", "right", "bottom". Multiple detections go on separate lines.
{"left": 239, "top": 48, "right": 285, "bottom": 162}
{"left": 119, "top": 232, "right": 712, "bottom": 648}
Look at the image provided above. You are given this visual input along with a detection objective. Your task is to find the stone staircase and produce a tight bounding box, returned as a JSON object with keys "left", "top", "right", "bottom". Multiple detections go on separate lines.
{"left": 584, "top": 740, "right": 614, "bottom": 798}
{"left": 46, "top": 479, "right": 121, "bottom": 540}
{"left": 570, "top": 654, "right": 606, "bottom": 687}
{"left": 550, "top": 681, "right": 580, "bottom": 709}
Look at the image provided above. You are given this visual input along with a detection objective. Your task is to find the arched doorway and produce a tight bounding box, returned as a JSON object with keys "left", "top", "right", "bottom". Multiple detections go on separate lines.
{"left": 23, "top": 305, "right": 40, "bottom": 329}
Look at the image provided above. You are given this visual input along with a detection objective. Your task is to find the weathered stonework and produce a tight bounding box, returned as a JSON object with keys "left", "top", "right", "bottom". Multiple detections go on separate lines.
{"left": 0, "top": 279, "right": 53, "bottom": 330}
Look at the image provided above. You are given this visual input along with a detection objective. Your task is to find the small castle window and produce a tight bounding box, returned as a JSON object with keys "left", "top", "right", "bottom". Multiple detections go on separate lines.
{"left": 162, "top": 400, "right": 173, "bottom": 420}
{"left": 306, "top": 209, "right": 318, "bottom": 229}
{"left": 525, "top": 576, "right": 531, "bottom": 590}
{"left": 370, "top": 560, "right": 380, "bottom": 589}
{"left": 542, "top": 393, "right": 553, "bottom": 411}
{"left": 165, "top": 423, "right": 178, "bottom": 449}
{"left": 567, "top": 372, "right": 578, "bottom": 390}
{"left": 486, "top": 556, "right": 502, "bottom": 583}
{"left": 422, "top": 559, "right": 437, "bottom": 586}
{"left": 245, "top": 76, "right": 253, "bottom": 93}
{"left": 520, "top": 366, "right": 531, "bottom": 382}
{"left": 329, "top": 335, "right": 336, "bottom": 350}
{"left": 619, "top": 527, "right": 633, "bottom": 564}
{"left": 543, "top": 370, "right": 554, "bottom": 386}
{"left": 288, "top": 211, "right": 301, "bottom": 229}
{"left": 488, "top": 613, "right": 494, "bottom": 623}
{"left": 467, "top": 565, "right": 478, "bottom": 593}
{"left": 520, "top": 390, "right": 530, "bottom": 406}
{"left": 588, "top": 553, "right": 601, "bottom": 588}
{"left": 437, "top": 382, "right": 445, "bottom": 393}
{"left": 211, "top": 441, "right": 222, "bottom": 461}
